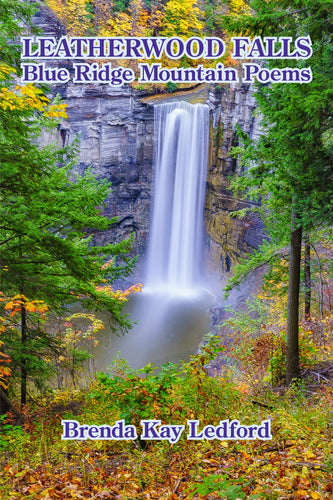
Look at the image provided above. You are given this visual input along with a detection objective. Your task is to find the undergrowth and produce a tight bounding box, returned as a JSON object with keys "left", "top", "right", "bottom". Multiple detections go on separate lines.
{"left": 1, "top": 332, "right": 333, "bottom": 499}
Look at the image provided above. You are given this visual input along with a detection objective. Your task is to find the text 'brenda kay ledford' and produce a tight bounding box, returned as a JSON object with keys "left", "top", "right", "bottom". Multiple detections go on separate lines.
{"left": 61, "top": 419, "right": 272, "bottom": 443}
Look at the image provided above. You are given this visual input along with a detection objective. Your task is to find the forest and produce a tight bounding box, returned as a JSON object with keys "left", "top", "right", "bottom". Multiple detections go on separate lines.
{"left": 1, "top": 0, "right": 333, "bottom": 498}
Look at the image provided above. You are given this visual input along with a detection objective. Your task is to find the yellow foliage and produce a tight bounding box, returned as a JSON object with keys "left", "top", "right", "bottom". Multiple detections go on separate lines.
{"left": 0, "top": 76, "right": 67, "bottom": 120}
{"left": 44, "top": 103, "right": 68, "bottom": 119}
{"left": 47, "top": 0, "right": 204, "bottom": 40}
{"left": 104, "top": 12, "right": 133, "bottom": 37}
{"left": 96, "top": 282, "right": 143, "bottom": 301}
{"left": 160, "top": 0, "right": 204, "bottom": 37}
{"left": 46, "top": 0, "right": 90, "bottom": 35}
{"left": 102, "top": 0, "right": 151, "bottom": 38}
{"left": 229, "top": 0, "right": 250, "bottom": 15}
{"left": 0, "top": 63, "right": 15, "bottom": 79}
{"left": 62, "top": 313, "right": 104, "bottom": 348}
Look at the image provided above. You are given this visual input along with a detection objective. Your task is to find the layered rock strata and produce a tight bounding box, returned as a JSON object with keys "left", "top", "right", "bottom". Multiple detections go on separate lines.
{"left": 205, "top": 84, "right": 265, "bottom": 287}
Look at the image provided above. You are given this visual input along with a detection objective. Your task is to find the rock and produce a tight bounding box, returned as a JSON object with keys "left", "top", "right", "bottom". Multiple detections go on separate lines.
{"left": 205, "top": 83, "right": 266, "bottom": 287}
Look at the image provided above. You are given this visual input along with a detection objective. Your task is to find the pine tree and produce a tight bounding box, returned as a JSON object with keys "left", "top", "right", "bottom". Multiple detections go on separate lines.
{"left": 223, "top": 0, "right": 333, "bottom": 383}
{"left": 0, "top": 0, "right": 134, "bottom": 408}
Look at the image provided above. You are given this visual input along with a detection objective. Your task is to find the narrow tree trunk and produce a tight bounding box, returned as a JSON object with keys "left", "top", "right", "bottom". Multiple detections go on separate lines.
{"left": 0, "top": 387, "right": 11, "bottom": 415}
{"left": 312, "top": 244, "right": 324, "bottom": 340}
{"left": 0, "top": 388, "right": 24, "bottom": 423}
{"left": 21, "top": 303, "right": 27, "bottom": 408}
{"left": 19, "top": 236, "right": 27, "bottom": 408}
{"left": 286, "top": 212, "right": 302, "bottom": 385}
{"left": 94, "top": 4, "right": 98, "bottom": 33}
{"left": 304, "top": 233, "right": 311, "bottom": 321}
{"left": 72, "top": 351, "right": 76, "bottom": 388}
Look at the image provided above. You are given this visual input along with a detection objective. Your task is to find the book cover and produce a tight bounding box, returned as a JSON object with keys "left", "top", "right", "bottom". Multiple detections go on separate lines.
{"left": 1, "top": 0, "right": 332, "bottom": 498}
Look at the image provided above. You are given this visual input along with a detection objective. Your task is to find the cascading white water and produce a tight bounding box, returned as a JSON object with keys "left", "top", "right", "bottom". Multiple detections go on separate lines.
{"left": 145, "top": 101, "right": 209, "bottom": 293}
{"left": 99, "top": 100, "right": 211, "bottom": 369}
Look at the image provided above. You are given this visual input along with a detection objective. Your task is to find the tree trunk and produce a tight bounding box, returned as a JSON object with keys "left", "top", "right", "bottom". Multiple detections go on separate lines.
{"left": 304, "top": 233, "right": 311, "bottom": 321}
{"left": 19, "top": 237, "right": 27, "bottom": 408}
{"left": 0, "top": 387, "right": 11, "bottom": 415}
{"left": 286, "top": 211, "right": 302, "bottom": 385}
{"left": 0, "top": 387, "right": 24, "bottom": 423}
{"left": 94, "top": 3, "right": 98, "bottom": 33}
{"left": 21, "top": 303, "right": 27, "bottom": 408}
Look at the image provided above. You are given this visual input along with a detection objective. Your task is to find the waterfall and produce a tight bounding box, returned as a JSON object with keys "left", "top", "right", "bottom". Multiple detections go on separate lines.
{"left": 107, "top": 101, "right": 210, "bottom": 369}
{"left": 145, "top": 101, "right": 209, "bottom": 293}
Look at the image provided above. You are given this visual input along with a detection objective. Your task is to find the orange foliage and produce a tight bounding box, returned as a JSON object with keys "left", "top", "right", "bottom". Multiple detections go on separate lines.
{"left": 0, "top": 293, "right": 51, "bottom": 389}
{"left": 3, "top": 294, "right": 49, "bottom": 319}
{"left": 0, "top": 340, "right": 11, "bottom": 389}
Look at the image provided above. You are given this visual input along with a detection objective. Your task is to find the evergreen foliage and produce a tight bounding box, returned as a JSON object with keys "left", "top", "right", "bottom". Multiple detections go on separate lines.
{"left": 222, "top": 0, "right": 333, "bottom": 383}
{"left": 0, "top": 0, "right": 134, "bottom": 408}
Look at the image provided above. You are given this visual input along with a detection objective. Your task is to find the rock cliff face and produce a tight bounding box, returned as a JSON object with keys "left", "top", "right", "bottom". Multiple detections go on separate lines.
{"left": 205, "top": 84, "right": 265, "bottom": 286}
{"left": 41, "top": 82, "right": 154, "bottom": 280}
{"left": 64, "top": 85, "right": 153, "bottom": 263}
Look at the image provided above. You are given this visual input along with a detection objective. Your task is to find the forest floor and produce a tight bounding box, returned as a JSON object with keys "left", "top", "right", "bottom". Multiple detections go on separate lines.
{"left": 1, "top": 336, "right": 333, "bottom": 500}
